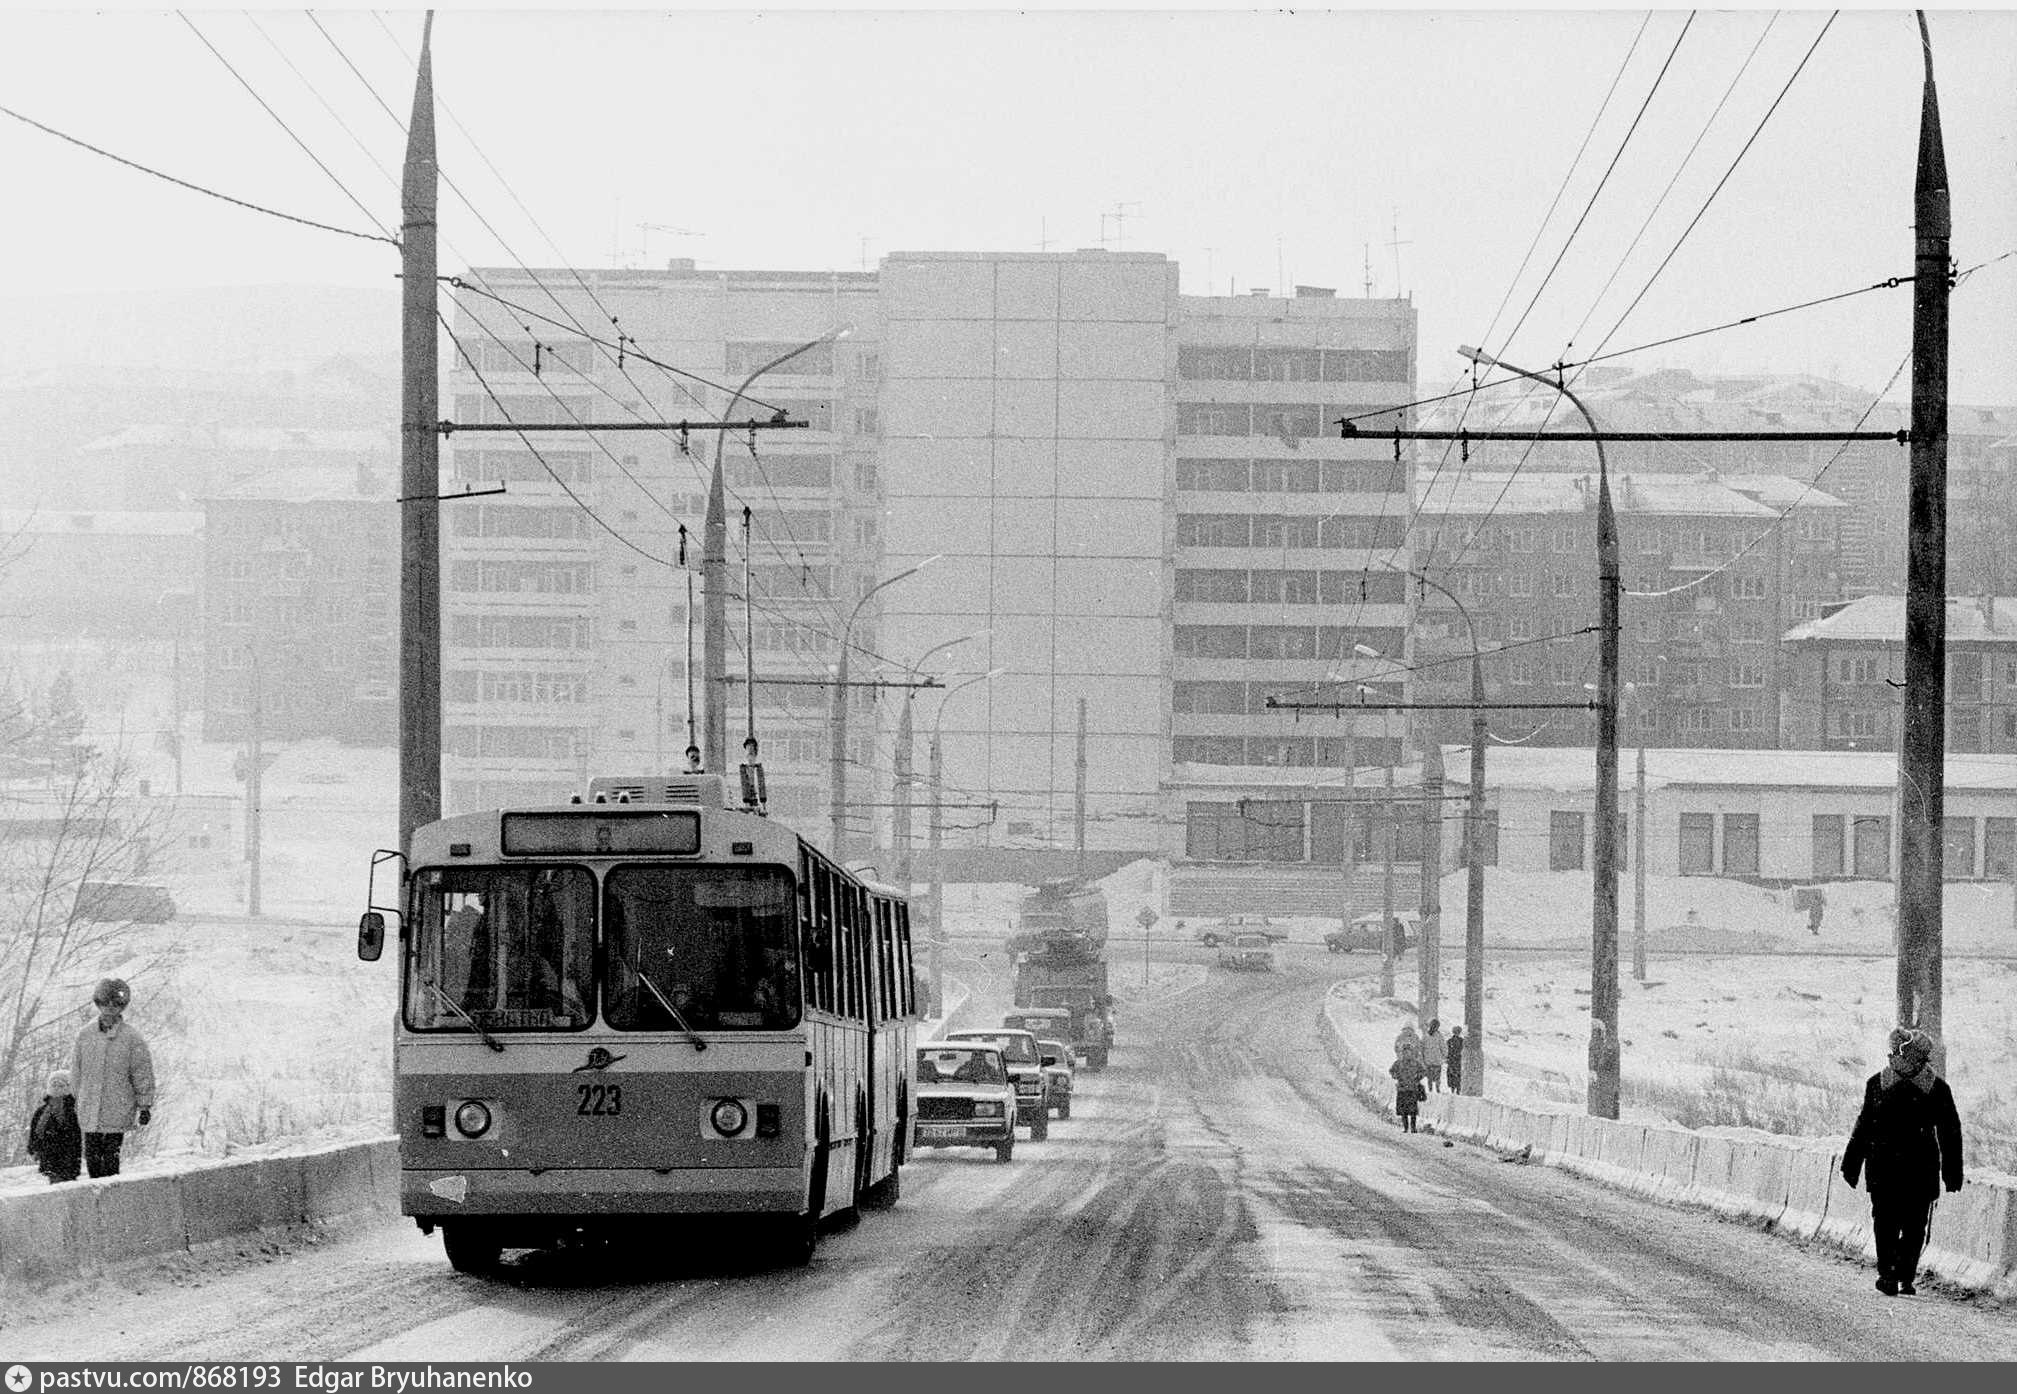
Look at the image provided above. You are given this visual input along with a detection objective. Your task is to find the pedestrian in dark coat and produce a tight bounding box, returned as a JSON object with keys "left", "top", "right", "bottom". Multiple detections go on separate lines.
{"left": 1445, "top": 1026, "right": 1465, "bottom": 1094}
{"left": 1841, "top": 1026, "right": 1964, "bottom": 1296}
{"left": 26, "top": 1069, "right": 82, "bottom": 1183}
{"left": 1390, "top": 1042, "right": 1427, "bottom": 1133}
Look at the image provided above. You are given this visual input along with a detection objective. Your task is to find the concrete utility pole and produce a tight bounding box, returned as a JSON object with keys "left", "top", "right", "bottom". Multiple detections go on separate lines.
{"left": 892, "top": 696, "right": 915, "bottom": 887}
{"left": 1897, "top": 12, "right": 1950, "bottom": 1043}
{"left": 246, "top": 646, "right": 263, "bottom": 920}
{"left": 829, "top": 558, "right": 936, "bottom": 862}
{"left": 1379, "top": 762, "right": 1397, "bottom": 998}
{"left": 927, "top": 732, "right": 943, "bottom": 1013}
{"left": 1418, "top": 740, "right": 1443, "bottom": 1027}
{"left": 1462, "top": 345, "right": 1620, "bottom": 1119}
{"left": 1634, "top": 745, "right": 1648, "bottom": 981}
{"left": 397, "top": 13, "right": 439, "bottom": 851}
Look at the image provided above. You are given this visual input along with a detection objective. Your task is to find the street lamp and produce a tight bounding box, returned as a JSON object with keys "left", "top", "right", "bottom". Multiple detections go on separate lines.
{"left": 893, "top": 630, "right": 988, "bottom": 890}
{"left": 702, "top": 324, "right": 853, "bottom": 773}
{"left": 1390, "top": 561, "right": 1489, "bottom": 1096}
{"left": 923, "top": 666, "right": 1008, "bottom": 1012}
{"left": 829, "top": 555, "right": 941, "bottom": 862}
{"left": 1463, "top": 344, "right": 1622, "bottom": 1119}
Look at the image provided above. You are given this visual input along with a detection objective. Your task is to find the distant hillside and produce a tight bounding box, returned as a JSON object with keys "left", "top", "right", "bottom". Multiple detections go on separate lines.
{"left": 0, "top": 284, "right": 396, "bottom": 374}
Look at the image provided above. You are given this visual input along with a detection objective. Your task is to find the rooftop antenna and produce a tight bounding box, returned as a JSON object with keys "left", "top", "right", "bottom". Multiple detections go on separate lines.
{"left": 738, "top": 506, "right": 766, "bottom": 813}
{"left": 1038, "top": 218, "right": 1053, "bottom": 253}
{"left": 1099, "top": 201, "right": 1142, "bottom": 250}
{"left": 1386, "top": 209, "right": 1412, "bottom": 301}
{"left": 1276, "top": 236, "right": 1286, "bottom": 298}
{"left": 1362, "top": 243, "right": 1375, "bottom": 298}
{"left": 679, "top": 525, "right": 700, "bottom": 773}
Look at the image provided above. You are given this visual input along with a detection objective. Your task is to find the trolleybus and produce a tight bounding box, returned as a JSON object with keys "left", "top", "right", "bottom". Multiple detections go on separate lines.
{"left": 357, "top": 773, "right": 919, "bottom": 1271}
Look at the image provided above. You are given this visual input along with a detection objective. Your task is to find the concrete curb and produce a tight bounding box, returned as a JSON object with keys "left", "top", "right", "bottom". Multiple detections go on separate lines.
{"left": 1320, "top": 994, "right": 2017, "bottom": 1296}
{"left": 0, "top": 1137, "right": 399, "bottom": 1289}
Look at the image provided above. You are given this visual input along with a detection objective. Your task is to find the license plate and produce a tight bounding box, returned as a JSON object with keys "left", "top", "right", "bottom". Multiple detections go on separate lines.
{"left": 919, "top": 1124, "right": 964, "bottom": 1141}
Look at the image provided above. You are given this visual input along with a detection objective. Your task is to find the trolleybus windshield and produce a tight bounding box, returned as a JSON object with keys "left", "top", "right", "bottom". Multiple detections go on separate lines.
{"left": 603, "top": 865, "right": 801, "bottom": 1031}
{"left": 406, "top": 865, "right": 596, "bottom": 1032}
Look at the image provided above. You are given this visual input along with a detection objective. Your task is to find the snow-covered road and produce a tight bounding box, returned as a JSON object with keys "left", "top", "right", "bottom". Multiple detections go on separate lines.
{"left": 6, "top": 944, "right": 2013, "bottom": 1361}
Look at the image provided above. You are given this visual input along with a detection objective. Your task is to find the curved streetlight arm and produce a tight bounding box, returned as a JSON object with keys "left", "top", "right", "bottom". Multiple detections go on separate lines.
{"left": 701, "top": 323, "right": 853, "bottom": 770}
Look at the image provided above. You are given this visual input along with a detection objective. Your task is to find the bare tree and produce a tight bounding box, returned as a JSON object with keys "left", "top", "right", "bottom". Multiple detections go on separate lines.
{"left": 0, "top": 743, "right": 172, "bottom": 1155}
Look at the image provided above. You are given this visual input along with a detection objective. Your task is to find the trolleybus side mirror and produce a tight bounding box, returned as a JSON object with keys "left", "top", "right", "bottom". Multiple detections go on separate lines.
{"left": 357, "top": 911, "right": 386, "bottom": 962}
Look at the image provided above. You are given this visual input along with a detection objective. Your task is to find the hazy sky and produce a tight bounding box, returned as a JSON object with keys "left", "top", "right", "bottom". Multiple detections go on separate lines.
{"left": 1, "top": 4, "right": 2012, "bottom": 402}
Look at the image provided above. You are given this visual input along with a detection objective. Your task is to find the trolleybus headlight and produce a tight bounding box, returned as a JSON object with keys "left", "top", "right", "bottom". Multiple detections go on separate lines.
{"left": 973, "top": 1101, "right": 1004, "bottom": 1118}
{"left": 710, "top": 1098, "right": 750, "bottom": 1137}
{"left": 421, "top": 1105, "right": 446, "bottom": 1138}
{"left": 453, "top": 1101, "right": 493, "bottom": 1138}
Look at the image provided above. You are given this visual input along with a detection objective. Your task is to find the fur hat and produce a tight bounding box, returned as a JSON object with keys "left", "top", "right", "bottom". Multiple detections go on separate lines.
{"left": 1888, "top": 1026, "right": 1934, "bottom": 1068}
{"left": 93, "top": 977, "right": 131, "bottom": 1009}
{"left": 46, "top": 1069, "right": 71, "bottom": 1094}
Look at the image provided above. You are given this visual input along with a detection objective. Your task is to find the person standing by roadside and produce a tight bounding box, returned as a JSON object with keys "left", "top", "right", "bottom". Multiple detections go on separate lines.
{"left": 1445, "top": 1025, "right": 1465, "bottom": 1094}
{"left": 26, "top": 1069, "right": 82, "bottom": 1183}
{"left": 1422, "top": 1019, "right": 1447, "bottom": 1094}
{"left": 1841, "top": 1026, "right": 1964, "bottom": 1296}
{"left": 72, "top": 977, "right": 155, "bottom": 1179}
{"left": 1390, "top": 1039, "right": 1427, "bottom": 1134}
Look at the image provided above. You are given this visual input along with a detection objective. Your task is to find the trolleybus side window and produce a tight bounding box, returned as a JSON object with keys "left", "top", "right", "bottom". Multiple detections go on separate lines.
{"left": 407, "top": 865, "right": 595, "bottom": 1032}
{"left": 895, "top": 902, "right": 915, "bottom": 1016}
{"left": 809, "top": 858, "right": 835, "bottom": 1015}
{"left": 603, "top": 864, "right": 801, "bottom": 1031}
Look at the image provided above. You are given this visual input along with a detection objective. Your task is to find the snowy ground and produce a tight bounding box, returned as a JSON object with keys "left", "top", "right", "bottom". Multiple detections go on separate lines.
{"left": 10, "top": 712, "right": 2011, "bottom": 1192}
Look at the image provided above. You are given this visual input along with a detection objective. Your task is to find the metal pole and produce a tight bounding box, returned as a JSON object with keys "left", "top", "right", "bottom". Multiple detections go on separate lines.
{"left": 1898, "top": 12, "right": 1950, "bottom": 1043}
{"left": 1074, "top": 697, "right": 1088, "bottom": 875}
{"left": 829, "top": 641, "right": 850, "bottom": 859}
{"left": 247, "top": 642, "right": 262, "bottom": 920}
{"left": 703, "top": 330, "right": 848, "bottom": 774}
{"left": 1462, "top": 346, "right": 1620, "bottom": 1118}
{"left": 893, "top": 694, "right": 915, "bottom": 888}
{"left": 1465, "top": 655, "right": 1486, "bottom": 1095}
{"left": 396, "top": 13, "right": 439, "bottom": 850}
{"left": 1419, "top": 740, "right": 1443, "bottom": 1026}
{"left": 1380, "top": 761, "right": 1396, "bottom": 998}
{"left": 1634, "top": 745, "right": 1648, "bottom": 980}
{"left": 928, "top": 732, "right": 943, "bottom": 1013}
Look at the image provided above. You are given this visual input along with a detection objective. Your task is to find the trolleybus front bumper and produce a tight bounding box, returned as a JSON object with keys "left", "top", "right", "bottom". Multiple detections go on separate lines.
{"left": 403, "top": 1165, "right": 808, "bottom": 1217}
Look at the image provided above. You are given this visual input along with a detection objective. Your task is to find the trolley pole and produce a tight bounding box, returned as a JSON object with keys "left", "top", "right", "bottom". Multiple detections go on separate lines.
{"left": 1379, "top": 762, "right": 1397, "bottom": 998}
{"left": 1634, "top": 745, "right": 1648, "bottom": 980}
{"left": 396, "top": 13, "right": 440, "bottom": 851}
{"left": 1418, "top": 740, "right": 1443, "bottom": 1026}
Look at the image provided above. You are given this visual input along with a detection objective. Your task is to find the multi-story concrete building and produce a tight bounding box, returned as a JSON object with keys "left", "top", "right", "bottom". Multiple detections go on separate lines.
{"left": 1780, "top": 594, "right": 2017, "bottom": 754}
{"left": 201, "top": 463, "right": 396, "bottom": 743}
{"left": 1422, "top": 368, "right": 2014, "bottom": 602}
{"left": 1410, "top": 471, "right": 1847, "bottom": 749}
{"left": 876, "top": 251, "right": 1175, "bottom": 862}
{"left": 441, "top": 262, "right": 881, "bottom": 818}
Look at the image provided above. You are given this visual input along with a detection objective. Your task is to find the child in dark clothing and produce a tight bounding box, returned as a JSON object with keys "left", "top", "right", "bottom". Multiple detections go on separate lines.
{"left": 27, "top": 1068, "right": 83, "bottom": 1183}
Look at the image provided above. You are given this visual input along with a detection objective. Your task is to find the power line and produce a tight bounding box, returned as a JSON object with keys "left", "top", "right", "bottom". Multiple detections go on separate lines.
{"left": 178, "top": 12, "right": 396, "bottom": 242}
{"left": 1496, "top": 12, "right": 1696, "bottom": 366}
{"left": 0, "top": 100, "right": 395, "bottom": 247}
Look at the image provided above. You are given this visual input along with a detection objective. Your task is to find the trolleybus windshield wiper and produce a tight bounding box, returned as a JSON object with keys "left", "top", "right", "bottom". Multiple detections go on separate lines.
{"left": 624, "top": 955, "right": 707, "bottom": 1052}
{"left": 424, "top": 978, "right": 507, "bottom": 1052}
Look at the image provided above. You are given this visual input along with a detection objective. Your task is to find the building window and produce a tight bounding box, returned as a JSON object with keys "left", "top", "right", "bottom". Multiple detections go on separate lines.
{"left": 1729, "top": 661, "right": 1765, "bottom": 688}
{"left": 1838, "top": 655, "right": 1881, "bottom": 684}
{"left": 1813, "top": 814, "right": 1845, "bottom": 877}
{"left": 1506, "top": 658, "right": 1536, "bottom": 686}
{"left": 1730, "top": 575, "right": 1768, "bottom": 600}
{"left": 1177, "top": 458, "right": 1250, "bottom": 491}
{"left": 1549, "top": 811, "right": 1585, "bottom": 871}
{"left": 1507, "top": 527, "right": 1539, "bottom": 553}
{"left": 1185, "top": 800, "right": 1304, "bottom": 861}
{"left": 1171, "top": 681, "right": 1247, "bottom": 714}
{"left": 1507, "top": 614, "right": 1533, "bottom": 641}
{"left": 1548, "top": 655, "right": 1577, "bottom": 686}
{"left": 1507, "top": 572, "right": 1534, "bottom": 598}
{"left": 1985, "top": 817, "right": 2015, "bottom": 878}
{"left": 1171, "top": 736, "right": 1246, "bottom": 765}
{"left": 1679, "top": 812, "right": 1715, "bottom": 875}
{"left": 1550, "top": 573, "right": 1577, "bottom": 597}
{"left": 1837, "top": 710, "right": 1879, "bottom": 739}
{"left": 1175, "top": 570, "right": 1251, "bottom": 604}
{"left": 1550, "top": 526, "right": 1578, "bottom": 554}
{"left": 1852, "top": 815, "right": 1890, "bottom": 878}
{"left": 1729, "top": 706, "right": 1763, "bottom": 733}
{"left": 1723, "top": 813, "right": 1760, "bottom": 876}
{"left": 1943, "top": 817, "right": 1977, "bottom": 879}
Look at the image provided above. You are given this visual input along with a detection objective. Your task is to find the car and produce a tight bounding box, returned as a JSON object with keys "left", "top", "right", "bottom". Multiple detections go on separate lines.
{"left": 1216, "top": 932, "right": 1276, "bottom": 972}
{"left": 1194, "top": 915, "right": 1289, "bottom": 949}
{"left": 913, "top": 1043, "right": 1019, "bottom": 1162}
{"left": 73, "top": 881, "right": 177, "bottom": 924}
{"left": 1002, "top": 1007, "right": 1072, "bottom": 1042}
{"left": 942, "top": 1028, "right": 1050, "bottom": 1140}
{"left": 1036, "top": 1037, "right": 1074, "bottom": 1120}
{"left": 1327, "top": 911, "right": 1419, "bottom": 955}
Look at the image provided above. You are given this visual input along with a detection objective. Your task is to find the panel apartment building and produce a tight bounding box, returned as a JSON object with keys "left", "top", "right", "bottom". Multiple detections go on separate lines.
{"left": 442, "top": 263, "right": 881, "bottom": 819}
{"left": 1166, "top": 287, "right": 1417, "bottom": 886}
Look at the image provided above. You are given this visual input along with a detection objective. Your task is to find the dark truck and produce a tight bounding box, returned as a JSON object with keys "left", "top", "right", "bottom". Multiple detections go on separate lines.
{"left": 1008, "top": 881, "right": 1115, "bottom": 1072}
